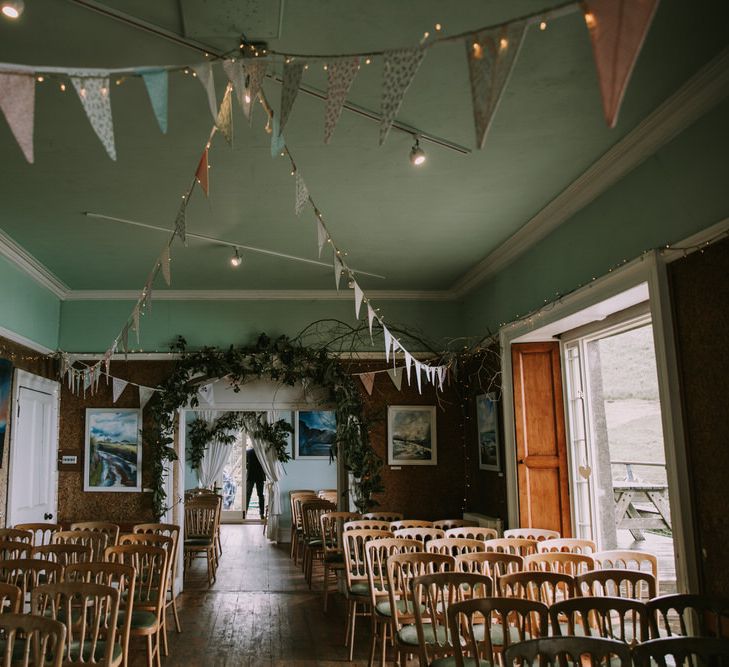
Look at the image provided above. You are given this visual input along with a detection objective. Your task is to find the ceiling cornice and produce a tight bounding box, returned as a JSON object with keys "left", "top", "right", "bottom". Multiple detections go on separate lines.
{"left": 0, "top": 324, "right": 55, "bottom": 355}
{"left": 0, "top": 229, "right": 69, "bottom": 299}
{"left": 451, "top": 46, "right": 729, "bottom": 298}
{"left": 63, "top": 289, "right": 455, "bottom": 301}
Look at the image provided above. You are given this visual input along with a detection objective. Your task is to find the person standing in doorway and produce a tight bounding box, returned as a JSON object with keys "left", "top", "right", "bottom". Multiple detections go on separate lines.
{"left": 246, "top": 446, "right": 266, "bottom": 519}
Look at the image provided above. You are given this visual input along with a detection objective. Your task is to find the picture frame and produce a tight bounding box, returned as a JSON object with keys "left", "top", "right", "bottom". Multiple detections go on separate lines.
{"left": 476, "top": 393, "right": 501, "bottom": 471}
{"left": 295, "top": 409, "right": 336, "bottom": 459}
{"left": 387, "top": 405, "right": 437, "bottom": 466}
{"left": 84, "top": 408, "right": 142, "bottom": 492}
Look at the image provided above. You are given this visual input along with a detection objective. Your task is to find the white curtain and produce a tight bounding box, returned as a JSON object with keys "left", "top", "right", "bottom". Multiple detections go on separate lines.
{"left": 197, "top": 410, "right": 236, "bottom": 489}
{"left": 249, "top": 411, "right": 285, "bottom": 542}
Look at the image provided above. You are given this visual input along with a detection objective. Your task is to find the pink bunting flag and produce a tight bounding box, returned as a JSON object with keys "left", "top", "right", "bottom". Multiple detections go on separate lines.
{"left": 387, "top": 367, "right": 403, "bottom": 391}
{"left": 192, "top": 62, "right": 217, "bottom": 121}
{"left": 354, "top": 281, "right": 364, "bottom": 319}
{"left": 380, "top": 48, "right": 426, "bottom": 145}
{"left": 195, "top": 148, "right": 209, "bottom": 197}
{"left": 160, "top": 246, "right": 171, "bottom": 286}
{"left": 216, "top": 86, "right": 234, "bottom": 146}
{"left": 359, "top": 372, "right": 375, "bottom": 396}
{"left": 0, "top": 73, "right": 34, "bottom": 163}
{"left": 324, "top": 57, "right": 359, "bottom": 144}
{"left": 295, "top": 171, "right": 309, "bottom": 216}
{"left": 280, "top": 61, "right": 306, "bottom": 132}
{"left": 70, "top": 75, "right": 116, "bottom": 160}
{"left": 583, "top": 0, "right": 660, "bottom": 128}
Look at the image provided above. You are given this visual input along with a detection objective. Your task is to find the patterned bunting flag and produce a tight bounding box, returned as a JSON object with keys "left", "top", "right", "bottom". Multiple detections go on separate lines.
{"left": 174, "top": 200, "right": 187, "bottom": 244}
{"left": 583, "top": 0, "right": 659, "bottom": 128}
{"left": 195, "top": 148, "right": 209, "bottom": 197}
{"left": 324, "top": 57, "right": 359, "bottom": 143}
{"left": 317, "top": 219, "right": 328, "bottom": 257}
{"left": 0, "top": 73, "right": 34, "bottom": 163}
{"left": 70, "top": 75, "right": 116, "bottom": 160}
{"left": 354, "top": 281, "right": 364, "bottom": 319}
{"left": 216, "top": 86, "right": 234, "bottom": 146}
{"left": 359, "top": 372, "right": 375, "bottom": 396}
{"left": 466, "top": 21, "right": 527, "bottom": 149}
{"left": 139, "top": 386, "right": 155, "bottom": 410}
{"left": 191, "top": 62, "right": 217, "bottom": 121}
{"left": 295, "top": 171, "right": 309, "bottom": 215}
{"left": 112, "top": 377, "right": 128, "bottom": 403}
{"left": 387, "top": 367, "right": 403, "bottom": 391}
{"left": 139, "top": 69, "right": 168, "bottom": 133}
{"left": 379, "top": 47, "right": 426, "bottom": 145}
{"left": 160, "top": 246, "right": 171, "bottom": 286}
{"left": 245, "top": 61, "right": 268, "bottom": 123}
{"left": 222, "top": 59, "right": 250, "bottom": 118}
{"left": 333, "top": 255, "right": 344, "bottom": 290}
{"left": 280, "top": 61, "right": 306, "bottom": 132}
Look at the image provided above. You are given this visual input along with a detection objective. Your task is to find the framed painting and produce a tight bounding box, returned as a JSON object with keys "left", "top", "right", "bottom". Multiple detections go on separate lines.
{"left": 387, "top": 405, "right": 437, "bottom": 466}
{"left": 476, "top": 393, "right": 501, "bottom": 471}
{"left": 295, "top": 409, "right": 336, "bottom": 459}
{"left": 0, "top": 359, "right": 12, "bottom": 468}
{"left": 84, "top": 408, "right": 142, "bottom": 492}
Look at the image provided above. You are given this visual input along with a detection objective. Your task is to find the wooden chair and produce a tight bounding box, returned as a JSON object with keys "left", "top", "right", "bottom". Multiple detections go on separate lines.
{"left": 551, "top": 596, "right": 651, "bottom": 644}
{"left": 575, "top": 568, "right": 657, "bottom": 601}
{"left": 14, "top": 523, "right": 61, "bottom": 547}
{"left": 448, "top": 597, "right": 549, "bottom": 666}
{"left": 389, "top": 520, "right": 433, "bottom": 531}
{"left": 0, "top": 529, "right": 33, "bottom": 545}
{"left": 183, "top": 496, "right": 218, "bottom": 586}
{"left": 300, "top": 499, "right": 336, "bottom": 587}
{"left": 0, "top": 612, "right": 66, "bottom": 667}
{"left": 646, "top": 594, "right": 729, "bottom": 639}
{"left": 289, "top": 491, "right": 317, "bottom": 563}
{"left": 484, "top": 537, "right": 538, "bottom": 557}
{"left": 316, "top": 489, "right": 338, "bottom": 504}
{"left": 427, "top": 537, "right": 486, "bottom": 557}
{"left": 361, "top": 511, "right": 404, "bottom": 522}
{"left": 0, "top": 559, "right": 64, "bottom": 611}
{"left": 593, "top": 549, "right": 659, "bottom": 589}
{"left": 64, "top": 562, "right": 135, "bottom": 667}
{"left": 343, "top": 519, "right": 391, "bottom": 532}
{"left": 319, "top": 511, "right": 359, "bottom": 612}
{"left": 456, "top": 551, "right": 523, "bottom": 582}
{"left": 0, "top": 581, "right": 21, "bottom": 613}
{"left": 432, "top": 519, "right": 469, "bottom": 531}
{"left": 445, "top": 526, "right": 498, "bottom": 541}
{"left": 0, "top": 541, "right": 32, "bottom": 561}
{"left": 32, "top": 544, "right": 93, "bottom": 568}
{"left": 632, "top": 636, "right": 729, "bottom": 667}
{"left": 31, "top": 581, "right": 122, "bottom": 666}
{"left": 524, "top": 552, "right": 595, "bottom": 576}
{"left": 538, "top": 538, "right": 597, "bottom": 554}
{"left": 53, "top": 530, "right": 109, "bottom": 562}
{"left": 393, "top": 527, "right": 445, "bottom": 546}
{"left": 503, "top": 528, "right": 560, "bottom": 541}
{"left": 341, "top": 529, "right": 394, "bottom": 661}
{"left": 499, "top": 571, "right": 575, "bottom": 606}
{"left": 502, "top": 636, "right": 632, "bottom": 667}
{"left": 70, "top": 522, "right": 121, "bottom": 549}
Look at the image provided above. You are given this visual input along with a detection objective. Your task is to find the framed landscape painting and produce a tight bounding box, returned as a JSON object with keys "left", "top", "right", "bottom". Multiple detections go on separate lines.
{"left": 295, "top": 409, "right": 336, "bottom": 459}
{"left": 84, "top": 408, "right": 142, "bottom": 492}
{"left": 387, "top": 406, "right": 437, "bottom": 466}
{"left": 476, "top": 393, "right": 501, "bottom": 471}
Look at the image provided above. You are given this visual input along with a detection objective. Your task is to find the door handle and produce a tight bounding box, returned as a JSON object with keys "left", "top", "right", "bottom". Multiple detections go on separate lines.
{"left": 518, "top": 459, "right": 525, "bottom": 464}
{"left": 44, "top": 512, "right": 53, "bottom": 520}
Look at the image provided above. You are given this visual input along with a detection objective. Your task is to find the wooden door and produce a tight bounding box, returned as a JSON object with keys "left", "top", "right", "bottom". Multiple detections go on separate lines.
{"left": 512, "top": 342, "right": 571, "bottom": 536}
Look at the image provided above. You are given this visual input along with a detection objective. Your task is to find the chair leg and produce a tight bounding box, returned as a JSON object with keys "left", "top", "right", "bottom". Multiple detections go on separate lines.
{"left": 146, "top": 635, "right": 154, "bottom": 667}
{"left": 348, "top": 600, "right": 357, "bottom": 661}
{"left": 170, "top": 595, "right": 182, "bottom": 633}
{"left": 322, "top": 564, "right": 329, "bottom": 611}
{"left": 161, "top": 605, "right": 169, "bottom": 656}
{"left": 344, "top": 599, "right": 352, "bottom": 647}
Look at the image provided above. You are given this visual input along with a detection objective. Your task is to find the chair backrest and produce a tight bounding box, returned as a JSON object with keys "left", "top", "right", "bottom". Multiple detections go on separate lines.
{"left": 575, "top": 568, "right": 657, "bottom": 601}
{"left": 524, "top": 552, "right": 595, "bottom": 576}
{"left": 105, "top": 544, "right": 167, "bottom": 621}
{"left": 184, "top": 497, "right": 218, "bottom": 539}
{"left": 646, "top": 594, "right": 729, "bottom": 639}
{"left": 484, "top": 537, "right": 538, "bottom": 557}
{"left": 361, "top": 511, "right": 404, "bottom": 522}
{"left": 31, "top": 581, "right": 120, "bottom": 666}
{"left": 632, "top": 636, "right": 729, "bottom": 667}
{"left": 426, "top": 537, "right": 486, "bottom": 557}
{"left": 593, "top": 549, "right": 659, "bottom": 586}
{"left": 389, "top": 520, "right": 433, "bottom": 531}
{"left": 0, "top": 612, "right": 66, "bottom": 667}
{"left": 504, "top": 528, "right": 560, "bottom": 541}
{"left": 551, "top": 595, "right": 651, "bottom": 644}
{"left": 344, "top": 519, "right": 391, "bottom": 532}
{"left": 538, "top": 538, "right": 597, "bottom": 555}
{"left": 445, "top": 526, "right": 498, "bottom": 541}
{"left": 456, "top": 551, "right": 523, "bottom": 580}
{"left": 69, "top": 522, "right": 120, "bottom": 548}
{"left": 0, "top": 559, "right": 64, "bottom": 608}
{"left": 291, "top": 492, "right": 318, "bottom": 528}
{"left": 0, "top": 541, "right": 32, "bottom": 561}
{"left": 342, "top": 529, "right": 394, "bottom": 591}
{"left": 499, "top": 571, "right": 575, "bottom": 605}
{"left": 364, "top": 538, "right": 423, "bottom": 610}
{"left": 316, "top": 489, "right": 338, "bottom": 504}
{"left": 0, "top": 581, "right": 21, "bottom": 613}
{"left": 449, "top": 596, "right": 549, "bottom": 666}
{"left": 32, "top": 544, "right": 93, "bottom": 568}
{"left": 52, "top": 530, "right": 109, "bottom": 562}
{"left": 502, "top": 636, "right": 632, "bottom": 667}
{"left": 392, "top": 527, "right": 445, "bottom": 545}
{"left": 320, "top": 512, "right": 359, "bottom": 558}
{"left": 0, "top": 529, "right": 33, "bottom": 545}
{"left": 431, "top": 519, "right": 468, "bottom": 531}
{"left": 13, "top": 523, "right": 61, "bottom": 547}
{"left": 132, "top": 523, "right": 180, "bottom": 587}
{"left": 301, "top": 500, "right": 336, "bottom": 542}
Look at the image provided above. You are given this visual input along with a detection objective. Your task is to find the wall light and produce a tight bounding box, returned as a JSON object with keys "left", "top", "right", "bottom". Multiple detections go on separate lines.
{"left": 409, "top": 136, "right": 426, "bottom": 166}
{"left": 230, "top": 247, "right": 242, "bottom": 267}
{"left": 1, "top": 0, "right": 25, "bottom": 19}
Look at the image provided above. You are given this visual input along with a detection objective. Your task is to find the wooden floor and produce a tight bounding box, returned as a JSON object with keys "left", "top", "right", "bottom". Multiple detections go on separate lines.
{"left": 132, "top": 523, "right": 379, "bottom": 666}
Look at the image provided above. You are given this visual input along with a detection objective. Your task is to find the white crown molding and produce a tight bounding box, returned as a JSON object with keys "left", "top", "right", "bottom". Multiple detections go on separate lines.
{"left": 451, "top": 47, "right": 729, "bottom": 298}
{"left": 0, "top": 324, "right": 55, "bottom": 355}
{"left": 0, "top": 229, "right": 69, "bottom": 299}
{"left": 63, "top": 289, "right": 455, "bottom": 301}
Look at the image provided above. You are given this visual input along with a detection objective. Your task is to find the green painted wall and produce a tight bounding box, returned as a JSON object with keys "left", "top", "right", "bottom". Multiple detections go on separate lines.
{"left": 462, "top": 98, "right": 729, "bottom": 336}
{"left": 0, "top": 255, "right": 60, "bottom": 350}
{"left": 58, "top": 297, "right": 463, "bottom": 353}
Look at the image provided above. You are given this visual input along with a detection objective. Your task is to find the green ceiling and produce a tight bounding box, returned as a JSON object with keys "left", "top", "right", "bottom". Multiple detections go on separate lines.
{"left": 0, "top": 0, "right": 726, "bottom": 292}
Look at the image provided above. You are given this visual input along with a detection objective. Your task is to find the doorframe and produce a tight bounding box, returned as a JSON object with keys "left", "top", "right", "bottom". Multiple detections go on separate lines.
{"left": 6, "top": 369, "right": 60, "bottom": 527}
{"left": 499, "top": 249, "right": 700, "bottom": 593}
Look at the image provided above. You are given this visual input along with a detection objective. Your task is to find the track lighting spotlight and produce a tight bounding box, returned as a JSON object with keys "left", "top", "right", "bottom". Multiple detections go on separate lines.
{"left": 409, "top": 136, "right": 426, "bottom": 166}
{"left": 1, "top": 0, "right": 24, "bottom": 19}
{"left": 230, "top": 247, "right": 242, "bottom": 267}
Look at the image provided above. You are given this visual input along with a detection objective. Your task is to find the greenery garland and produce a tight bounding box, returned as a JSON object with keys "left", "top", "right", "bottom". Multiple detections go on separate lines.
{"left": 143, "top": 333, "right": 383, "bottom": 518}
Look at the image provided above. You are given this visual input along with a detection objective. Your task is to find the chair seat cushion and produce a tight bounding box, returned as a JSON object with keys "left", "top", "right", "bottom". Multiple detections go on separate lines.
{"left": 376, "top": 599, "right": 425, "bottom": 618}
{"left": 397, "top": 623, "right": 447, "bottom": 646}
{"left": 119, "top": 608, "right": 159, "bottom": 631}
{"left": 69, "top": 639, "right": 123, "bottom": 664}
{"left": 185, "top": 537, "right": 214, "bottom": 547}
{"left": 348, "top": 583, "right": 371, "bottom": 597}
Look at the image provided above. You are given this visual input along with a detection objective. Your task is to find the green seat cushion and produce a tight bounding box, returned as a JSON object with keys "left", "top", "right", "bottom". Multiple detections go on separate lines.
{"left": 376, "top": 599, "right": 425, "bottom": 618}
{"left": 185, "top": 538, "right": 214, "bottom": 546}
{"left": 69, "top": 639, "right": 123, "bottom": 664}
{"left": 473, "top": 623, "right": 531, "bottom": 644}
{"left": 348, "top": 583, "right": 370, "bottom": 597}
{"left": 397, "top": 623, "right": 448, "bottom": 646}
{"left": 118, "top": 608, "right": 158, "bottom": 630}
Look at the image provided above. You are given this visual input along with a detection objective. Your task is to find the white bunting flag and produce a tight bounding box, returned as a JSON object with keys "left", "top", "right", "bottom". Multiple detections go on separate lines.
{"left": 387, "top": 366, "right": 403, "bottom": 391}
{"left": 245, "top": 61, "right": 267, "bottom": 123}
{"left": 0, "top": 73, "right": 34, "bottom": 163}
{"left": 112, "top": 377, "right": 128, "bottom": 403}
{"left": 405, "top": 352, "right": 413, "bottom": 384}
{"left": 192, "top": 62, "right": 217, "bottom": 121}
{"left": 380, "top": 47, "right": 426, "bottom": 145}
{"left": 70, "top": 75, "right": 116, "bottom": 160}
{"left": 437, "top": 366, "right": 447, "bottom": 391}
{"left": 383, "top": 327, "right": 392, "bottom": 362}
{"left": 280, "top": 61, "right": 306, "bottom": 132}
{"left": 316, "top": 219, "right": 328, "bottom": 258}
{"left": 333, "top": 255, "right": 344, "bottom": 290}
{"left": 414, "top": 361, "right": 423, "bottom": 394}
{"left": 222, "top": 59, "right": 249, "bottom": 117}
{"left": 83, "top": 369, "right": 93, "bottom": 393}
{"left": 324, "top": 57, "right": 359, "bottom": 144}
{"left": 466, "top": 21, "right": 527, "bottom": 149}
{"left": 139, "top": 386, "right": 155, "bottom": 410}
{"left": 160, "top": 246, "right": 171, "bottom": 286}
{"left": 354, "top": 281, "right": 364, "bottom": 319}
{"left": 367, "top": 304, "right": 377, "bottom": 340}
{"left": 197, "top": 383, "right": 214, "bottom": 405}
{"left": 359, "top": 372, "right": 375, "bottom": 396}
{"left": 215, "top": 86, "right": 234, "bottom": 146}
{"left": 295, "top": 171, "right": 309, "bottom": 216}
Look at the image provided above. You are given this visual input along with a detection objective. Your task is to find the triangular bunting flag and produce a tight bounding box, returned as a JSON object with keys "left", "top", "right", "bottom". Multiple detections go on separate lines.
{"left": 359, "top": 372, "right": 375, "bottom": 396}
{"left": 197, "top": 383, "right": 214, "bottom": 405}
{"left": 244, "top": 61, "right": 267, "bottom": 123}
{"left": 139, "top": 69, "right": 168, "bottom": 133}
{"left": 367, "top": 304, "right": 376, "bottom": 340}
{"left": 195, "top": 148, "right": 209, "bottom": 196}
{"left": 0, "top": 73, "right": 34, "bottom": 163}
{"left": 295, "top": 171, "right": 309, "bottom": 216}
{"left": 584, "top": 0, "right": 659, "bottom": 128}
{"left": 414, "top": 361, "right": 423, "bottom": 394}
{"left": 280, "top": 61, "right": 305, "bottom": 132}
{"left": 191, "top": 62, "right": 217, "bottom": 121}
{"left": 383, "top": 327, "right": 392, "bottom": 362}
{"left": 112, "top": 378, "right": 128, "bottom": 403}
{"left": 131, "top": 305, "right": 141, "bottom": 343}
{"left": 139, "top": 385, "right": 155, "bottom": 410}
{"left": 160, "top": 246, "right": 171, "bottom": 286}
{"left": 70, "top": 75, "right": 116, "bottom": 160}
{"left": 387, "top": 367, "right": 403, "bottom": 391}
{"left": 333, "top": 255, "right": 344, "bottom": 290}
{"left": 317, "top": 219, "right": 328, "bottom": 257}
{"left": 354, "top": 281, "right": 364, "bottom": 319}
{"left": 437, "top": 366, "right": 447, "bottom": 391}
{"left": 466, "top": 20, "right": 527, "bottom": 149}
{"left": 324, "top": 57, "right": 359, "bottom": 144}
{"left": 405, "top": 352, "right": 413, "bottom": 385}
{"left": 380, "top": 48, "right": 426, "bottom": 145}
{"left": 83, "top": 369, "right": 93, "bottom": 392}
{"left": 174, "top": 199, "right": 187, "bottom": 244}
{"left": 215, "top": 86, "right": 234, "bottom": 146}
{"left": 222, "top": 59, "right": 250, "bottom": 118}
{"left": 270, "top": 114, "right": 286, "bottom": 158}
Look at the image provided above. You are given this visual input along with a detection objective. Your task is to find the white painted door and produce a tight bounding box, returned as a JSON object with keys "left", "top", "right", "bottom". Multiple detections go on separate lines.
{"left": 7, "top": 370, "right": 59, "bottom": 526}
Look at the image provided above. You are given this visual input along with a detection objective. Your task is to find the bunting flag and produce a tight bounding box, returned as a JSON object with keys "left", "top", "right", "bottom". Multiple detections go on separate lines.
{"left": 333, "top": 255, "right": 344, "bottom": 290}
{"left": 383, "top": 327, "right": 392, "bottom": 362}
{"left": 160, "top": 245, "right": 171, "bottom": 286}
{"left": 245, "top": 60, "right": 268, "bottom": 122}
{"left": 198, "top": 382, "right": 214, "bottom": 405}
{"left": 270, "top": 114, "right": 286, "bottom": 157}
{"left": 131, "top": 305, "right": 141, "bottom": 343}
{"left": 70, "top": 75, "right": 116, "bottom": 160}
{"left": 367, "top": 304, "right": 376, "bottom": 340}
{"left": 405, "top": 352, "right": 413, "bottom": 384}
{"left": 280, "top": 61, "right": 306, "bottom": 132}
{"left": 583, "top": 0, "right": 660, "bottom": 128}
{"left": 191, "top": 62, "right": 217, "bottom": 121}
{"left": 83, "top": 369, "right": 93, "bottom": 393}
{"left": 354, "top": 281, "right": 364, "bottom": 319}
{"left": 215, "top": 86, "right": 233, "bottom": 146}
{"left": 324, "top": 57, "right": 359, "bottom": 144}
{"left": 174, "top": 200, "right": 187, "bottom": 244}
{"left": 466, "top": 20, "right": 527, "bottom": 149}
{"left": 316, "top": 219, "right": 328, "bottom": 258}
{"left": 112, "top": 377, "right": 128, "bottom": 403}
{"left": 437, "top": 366, "right": 447, "bottom": 391}
{"left": 387, "top": 366, "right": 403, "bottom": 391}
{"left": 222, "top": 59, "right": 250, "bottom": 118}
{"left": 295, "top": 171, "right": 309, "bottom": 215}
{"left": 414, "top": 360, "right": 423, "bottom": 394}
{"left": 139, "top": 69, "right": 168, "bottom": 134}
{"left": 195, "top": 148, "right": 209, "bottom": 196}
{"left": 359, "top": 372, "right": 375, "bottom": 396}
{"left": 139, "top": 385, "right": 155, "bottom": 410}
{"left": 0, "top": 72, "right": 34, "bottom": 163}
{"left": 379, "top": 47, "right": 426, "bottom": 145}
